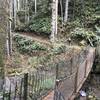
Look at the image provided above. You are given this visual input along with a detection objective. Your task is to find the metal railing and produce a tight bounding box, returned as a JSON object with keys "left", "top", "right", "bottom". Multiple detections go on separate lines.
{"left": 1, "top": 47, "right": 95, "bottom": 100}
{"left": 54, "top": 47, "right": 95, "bottom": 100}
{"left": 2, "top": 65, "right": 56, "bottom": 100}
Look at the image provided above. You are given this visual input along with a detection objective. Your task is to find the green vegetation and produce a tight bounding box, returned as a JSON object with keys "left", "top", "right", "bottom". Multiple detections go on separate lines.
{"left": 13, "top": 34, "right": 74, "bottom": 69}
{"left": 15, "top": 0, "right": 100, "bottom": 47}
{"left": 71, "top": 28, "right": 100, "bottom": 46}
{"left": 1, "top": 0, "right": 100, "bottom": 99}
{"left": 51, "top": 44, "right": 66, "bottom": 55}
{"left": 13, "top": 34, "right": 69, "bottom": 55}
{"left": 13, "top": 35, "right": 47, "bottom": 55}
{"left": 29, "top": 17, "right": 51, "bottom": 34}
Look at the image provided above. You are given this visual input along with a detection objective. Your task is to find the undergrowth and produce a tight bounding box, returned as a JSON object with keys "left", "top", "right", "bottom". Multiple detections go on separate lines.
{"left": 13, "top": 35, "right": 47, "bottom": 55}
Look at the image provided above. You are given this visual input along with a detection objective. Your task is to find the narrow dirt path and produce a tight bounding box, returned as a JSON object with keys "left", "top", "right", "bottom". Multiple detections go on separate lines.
{"left": 13, "top": 32, "right": 51, "bottom": 45}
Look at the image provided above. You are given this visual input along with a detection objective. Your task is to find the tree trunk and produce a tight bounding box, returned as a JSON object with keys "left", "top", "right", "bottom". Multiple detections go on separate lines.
{"left": 64, "top": 0, "right": 69, "bottom": 22}
{"left": 51, "top": 0, "right": 58, "bottom": 42}
{"left": 60, "top": 0, "right": 63, "bottom": 22}
{"left": 12, "top": 0, "right": 17, "bottom": 29}
{"left": 0, "top": 0, "right": 8, "bottom": 91}
{"left": 35, "top": 0, "right": 37, "bottom": 15}
{"left": 17, "top": 0, "right": 20, "bottom": 10}
{"left": 6, "top": 0, "right": 12, "bottom": 57}
{"left": 25, "top": 0, "right": 29, "bottom": 23}
{"left": 6, "top": 22, "right": 10, "bottom": 57}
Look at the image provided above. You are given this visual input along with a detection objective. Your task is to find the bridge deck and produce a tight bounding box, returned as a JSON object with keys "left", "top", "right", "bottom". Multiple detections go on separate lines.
{"left": 43, "top": 47, "right": 95, "bottom": 100}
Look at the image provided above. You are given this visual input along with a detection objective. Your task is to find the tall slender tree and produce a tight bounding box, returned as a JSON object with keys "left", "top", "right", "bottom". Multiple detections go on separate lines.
{"left": 60, "top": 0, "right": 63, "bottom": 22}
{"left": 64, "top": 0, "right": 69, "bottom": 22}
{"left": 0, "top": 0, "right": 9, "bottom": 90}
{"left": 51, "top": 0, "right": 58, "bottom": 42}
{"left": 25, "top": 0, "right": 29, "bottom": 23}
{"left": 34, "top": 0, "right": 37, "bottom": 14}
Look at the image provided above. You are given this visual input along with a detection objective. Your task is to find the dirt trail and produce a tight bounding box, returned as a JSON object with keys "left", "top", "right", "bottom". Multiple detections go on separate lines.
{"left": 13, "top": 32, "right": 51, "bottom": 45}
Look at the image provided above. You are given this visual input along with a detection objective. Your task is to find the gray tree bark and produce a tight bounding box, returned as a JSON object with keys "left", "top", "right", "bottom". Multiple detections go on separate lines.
{"left": 64, "top": 0, "right": 69, "bottom": 22}
{"left": 0, "top": 0, "right": 8, "bottom": 91}
{"left": 6, "top": 0, "right": 12, "bottom": 57}
{"left": 12, "top": 0, "right": 17, "bottom": 29}
{"left": 51, "top": 0, "right": 58, "bottom": 42}
{"left": 35, "top": 0, "right": 37, "bottom": 15}
{"left": 60, "top": 0, "right": 63, "bottom": 22}
{"left": 25, "top": 0, "right": 29, "bottom": 23}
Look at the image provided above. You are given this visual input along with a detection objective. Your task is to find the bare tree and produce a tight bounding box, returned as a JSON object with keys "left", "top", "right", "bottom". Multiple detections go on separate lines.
{"left": 13, "top": 0, "right": 17, "bottom": 28}
{"left": 25, "top": 0, "right": 29, "bottom": 23}
{"left": 35, "top": 0, "right": 37, "bottom": 15}
{"left": 51, "top": 0, "right": 58, "bottom": 42}
{"left": 5, "top": 0, "right": 12, "bottom": 57}
{"left": 0, "top": 0, "right": 9, "bottom": 90}
{"left": 64, "top": 0, "right": 69, "bottom": 22}
{"left": 60, "top": 0, "right": 63, "bottom": 22}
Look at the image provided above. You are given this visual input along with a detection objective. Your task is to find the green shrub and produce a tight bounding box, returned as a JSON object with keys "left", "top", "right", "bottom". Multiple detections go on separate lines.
{"left": 29, "top": 17, "right": 51, "bottom": 35}
{"left": 52, "top": 45, "right": 66, "bottom": 55}
{"left": 95, "top": 25, "right": 100, "bottom": 35}
{"left": 65, "top": 20, "right": 81, "bottom": 31}
{"left": 71, "top": 28, "right": 100, "bottom": 46}
{"left": 13, "top": 35, "right": 47, "bottom": 55}
{"left": 13, "top": 35, "right": 23, "bottom": 42}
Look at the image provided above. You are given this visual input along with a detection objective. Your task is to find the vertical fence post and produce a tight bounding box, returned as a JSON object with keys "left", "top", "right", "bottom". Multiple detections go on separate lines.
{"left": 3, "top": 84, "right": 5, "bottom": 100}
{"left": 8, "top": 83, "right": 11, "bottom": 100}
{"left": 70, "top": 58, "right": 73, "bottom": 74}
{"left": 84, "top": 48, "right": 88, "bottom": 78}
{"left": 74, "top": 67, "right": 78, "bottom": 93}
{"left": 24, "top": 73, "right": 28, "bottom": 100}
{"left": 20, "top": 78, "right": 23, "bottom": 100}
{"left": 54, "top": 64, "right": 59, "bottom": 100}
{"left": 56, "top": 64, "right": 59, "bottom": 80}
{"left": 74, "top": 54, "right": 80, "bottom": 94}
{"left": 14, "top": 81, "right": 17, "bottom": 100}
{"left": 84, "top": 60, "right": 87, "bottom": 78}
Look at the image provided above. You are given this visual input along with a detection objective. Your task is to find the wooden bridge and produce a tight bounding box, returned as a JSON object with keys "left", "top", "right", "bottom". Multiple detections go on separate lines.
{"left": 2, "top": 46, "right": 95, "bottom": 100}
{"left": 43, "top": 47, "right": 95, "bottom": 100}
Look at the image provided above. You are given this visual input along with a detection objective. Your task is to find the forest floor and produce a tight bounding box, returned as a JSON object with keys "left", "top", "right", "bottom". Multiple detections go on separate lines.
{"left": 5, "top": 32, "right": 50, "bottom": 76}
{"left": 5, "top": 32, "right": 81, "bottom": 76}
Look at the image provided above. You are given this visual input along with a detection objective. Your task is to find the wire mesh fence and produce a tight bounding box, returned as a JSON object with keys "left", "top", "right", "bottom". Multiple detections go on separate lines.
{"left": 2, "top": 65, "right": 56, "bottom": 100}
{"left": 1, "top": 47, "right": 95, "bottom": 100}
{"left": 54, "top": 47, "right": 95, "bottom": 100}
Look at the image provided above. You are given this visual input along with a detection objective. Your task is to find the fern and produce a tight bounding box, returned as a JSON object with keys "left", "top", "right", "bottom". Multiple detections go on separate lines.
{"left": 95, "top": 25, "right": 100, "bottom": 34}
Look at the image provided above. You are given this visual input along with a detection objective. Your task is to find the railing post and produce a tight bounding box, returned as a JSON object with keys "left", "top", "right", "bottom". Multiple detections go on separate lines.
{"left": 54, "top": 64, "right": 59, "bottom": 100}
{"left": 74, "top": 53, "right": 80, "bottom": 94}
{"left": 24, "top": 73, "right": 28, "bottom": 100}
{"left": 70, "top": 58, "right": 73, "bottom": 74}
{"left": 84, "top": 60, "right": 87, "bottom": 78}
{"left": 20, "top": 78, "right": 23, "bottom": 100}
{"left": 74, "top": 67, "right": 78, "bottom": 93}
